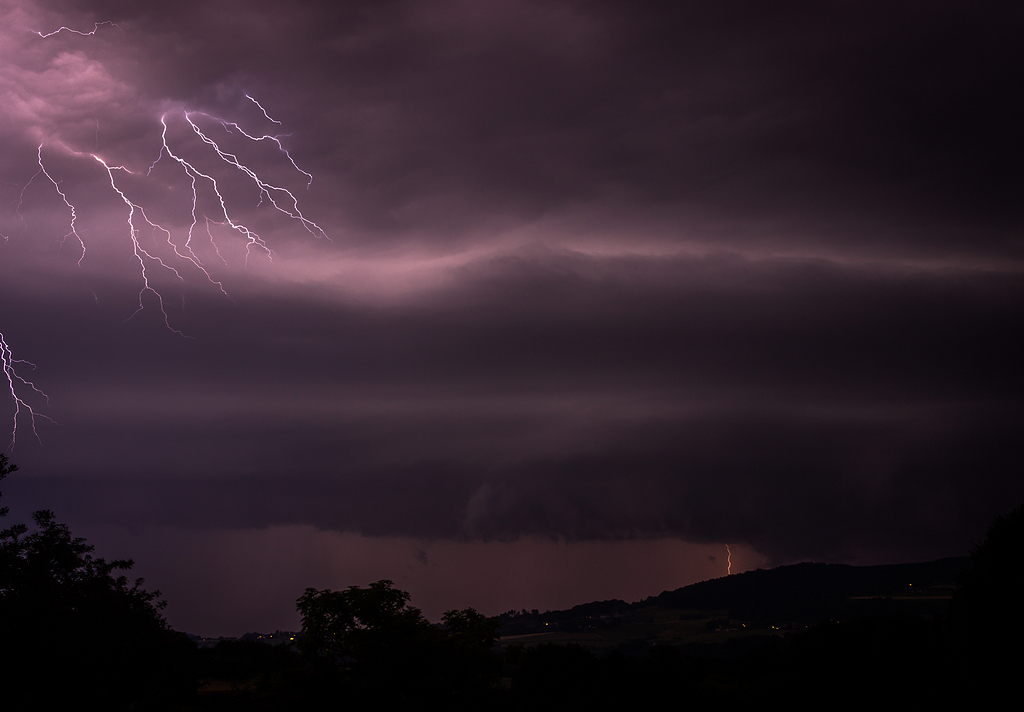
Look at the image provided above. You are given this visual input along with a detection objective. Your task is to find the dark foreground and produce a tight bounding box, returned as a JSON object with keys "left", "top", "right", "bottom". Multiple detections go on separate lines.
{"left": 1, "top": 455, "right": 1021, "bottom": 709}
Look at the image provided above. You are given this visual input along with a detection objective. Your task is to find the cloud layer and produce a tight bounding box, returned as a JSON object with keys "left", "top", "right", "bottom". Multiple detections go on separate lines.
{"left": 1, "top": 1, "right": 1022, "bottom": 628}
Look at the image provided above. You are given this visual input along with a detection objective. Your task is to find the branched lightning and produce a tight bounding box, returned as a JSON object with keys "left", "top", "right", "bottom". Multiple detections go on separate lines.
{"left": 3, "top": 21, "right": 329, "bottom": 446}
{"left": 1, "top": 334, "right": 54, "bottom": 449}
{"left": 23, "top": 103, "right": 322, "bottom": 319}
{"left": 200, "top": 112, "right": 313, "bottom": 188}
{"left": 182, "top": 112, "right": 323, "bottom": 230}
{"left": 91, "top": 153, "right": 193, "bottom": 336}
{"left": 34, "top": 145, "right": 86, "bottom": 264}
{"left": 149, "top": 113, "right": 272, "bottom": 263}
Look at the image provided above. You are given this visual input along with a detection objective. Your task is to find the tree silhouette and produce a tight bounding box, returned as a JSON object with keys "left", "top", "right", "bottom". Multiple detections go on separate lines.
{"left": 296, "top": 580, "right": 501, "bottom": 704}
{"left": 0, "top": 452, "right": 15, "bottom": 519}
{"left": 947, "top": 502, "right": 1024, "bottom": 698}
{"left": 0, "top": 455, "right": 196, "bottom": 709}
{"left": 297, "top": 579, "right": 431, "bottom": 663}
{"left": 950, "top": 502, "right": 1024, "bottom": 631}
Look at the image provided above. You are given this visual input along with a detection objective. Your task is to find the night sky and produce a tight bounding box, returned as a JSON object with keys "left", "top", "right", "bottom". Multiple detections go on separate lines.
{"left": 1, "top": 0, "right": 1022, "bottom": 636}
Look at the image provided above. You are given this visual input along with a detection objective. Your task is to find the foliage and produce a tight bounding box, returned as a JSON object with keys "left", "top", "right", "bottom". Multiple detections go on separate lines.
{"left": 946, "top": 501, "right": 1024, "bottom": 697}
{"left": 0, "top": 455, "right": 197, "bottom": 708}
{"left": 442, "top": 606, "right": 501, "bottom": 649}
{"left": 951, "top": 501, "right": 1024, "bottom": 629}
{"left": 0, "top": 452, "right": 14, "bottom": 518}
{"left": 1, "top": 510, "right": 163, "bottom": 618}
{"left": 297, "top": 579, "right": 431, "bottom": 662}
{"left": 296, "top": 580, "right": 501, "bottom": 705}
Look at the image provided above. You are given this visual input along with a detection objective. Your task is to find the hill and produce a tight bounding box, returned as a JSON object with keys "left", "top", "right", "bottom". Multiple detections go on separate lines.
{"left": 497, "top": 556, "right": 970, "bottom": 649}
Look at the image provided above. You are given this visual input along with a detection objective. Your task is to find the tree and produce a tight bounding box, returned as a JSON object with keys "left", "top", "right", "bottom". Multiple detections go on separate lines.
{"left": 297, "top": 579, "right": 432, "bottom": 663}
{"left": 950, "top": 502, "right": 1024, "bottom": 631}
{"left": 0, "top": 455, "right": 196, "bottom": 708}
{"left": 296, "top": 580, "right": 501, "bottom": 703}
{"left": 0, "top": 452, "right": 15, "bottom": 519}
{"left": 440, "top": 606, "right": 503, "bottom": 697}
{"left": 442, "top": 606, "right": 501, "bottom": 649}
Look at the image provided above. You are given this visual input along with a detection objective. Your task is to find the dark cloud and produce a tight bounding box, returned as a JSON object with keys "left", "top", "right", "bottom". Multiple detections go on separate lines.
{"left": 32, "top": 0, "right": 1022, "bottom": 240}
{"left": 4, "top": 252, "right": 1022, "bottom": 564}
{"left": 1, "top": 1, "right": 1022, "bottom": 629}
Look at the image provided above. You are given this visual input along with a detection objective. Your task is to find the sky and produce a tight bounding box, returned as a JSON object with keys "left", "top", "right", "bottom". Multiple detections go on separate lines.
{"left": 1, "top": 0, "right": 1022, "bottom": 636}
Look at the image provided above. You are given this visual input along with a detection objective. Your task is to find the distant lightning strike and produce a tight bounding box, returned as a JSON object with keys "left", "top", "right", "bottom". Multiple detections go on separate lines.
{"left": 726, "top": 544, "right": 732, "bottom": 575}
{"left": 2, "top": 22, "right": 328, "bottom": 446}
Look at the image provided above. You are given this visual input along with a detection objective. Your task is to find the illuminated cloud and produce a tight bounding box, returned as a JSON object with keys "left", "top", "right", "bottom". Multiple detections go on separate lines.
{"left": 0, "top": 0, "right": 1021, "bottom": 631}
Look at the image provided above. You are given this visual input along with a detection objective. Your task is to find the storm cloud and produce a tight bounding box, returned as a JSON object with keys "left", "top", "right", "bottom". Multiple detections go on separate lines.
{"left": 1, "top": 0, "right": 1022, "bottom": 630}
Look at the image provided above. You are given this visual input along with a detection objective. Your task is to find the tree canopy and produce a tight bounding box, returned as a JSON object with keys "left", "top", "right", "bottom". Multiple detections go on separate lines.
{"left": 297, "top": 579, "right": 432, "bottom": 662}
{"left": 0, "top": 454, "right": 196, "bottom": 709}
{"left": 296, "top": 580, "right": 501, "bottom": 704}
{"left": 0, "top": 452, "right": 15, "bottom": 519}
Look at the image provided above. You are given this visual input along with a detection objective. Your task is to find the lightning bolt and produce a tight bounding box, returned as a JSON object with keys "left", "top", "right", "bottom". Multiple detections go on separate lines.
{"left": 726, "top": 544, "right": 732, "bottom": 575}
{"left": 3, "top": 21, "right": 329, "bottom": 446}
{"left": 90, "top": 152, "right": 194, "bottom": 336}
{"left": 198, "top": 112, "right": 313, "bottom": 188}
{"left": 25, "top": 20, "right": 322, "bottom": 302}
{"left": 33, "top": 145, "right": 86, "bottom": 264}
{"left": 181, "top": 112, "right": 323, "bottom": 231}
{"left": 27, "top": 102, "right": 324, "bottom": 325}
{"left": 1, "top": 334, "right": 54, "bottom": 449}
{"left": 29, "top": 21, "right": 122, "bottom": 38}
{"left": 246, "top": 94, "right": 283, "bottom": 126}
{"left": 153, "top": 115, "right": 266, "bottom": 264}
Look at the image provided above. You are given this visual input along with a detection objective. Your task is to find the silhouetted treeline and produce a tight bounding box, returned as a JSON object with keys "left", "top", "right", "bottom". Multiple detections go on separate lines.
{"left": 1, "top": 452, "right": 1021, "bottom": 709}
{"left": 498, "top": 598, "right": 630, "bottom": 635}
{"left": 191, "top": 612, "right": 997, "bottom": 710}
{"left": 947, "top": 502, "right": 1024, "bottom": 697}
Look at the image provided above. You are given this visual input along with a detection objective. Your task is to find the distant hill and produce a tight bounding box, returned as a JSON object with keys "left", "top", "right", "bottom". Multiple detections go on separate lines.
{"left": 498, "top": 557, "right": 970, "bottom": 639}
{"left": 645, "top": 556, "right": 970, "bottom": 622}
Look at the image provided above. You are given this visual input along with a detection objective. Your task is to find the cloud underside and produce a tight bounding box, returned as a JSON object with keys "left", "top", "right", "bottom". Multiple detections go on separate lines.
{"left": 5, "top": 253, "right": 1022, "bottom": 562}
{"left": 1, "top": 0, "right": 1022, "bottom": 565}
